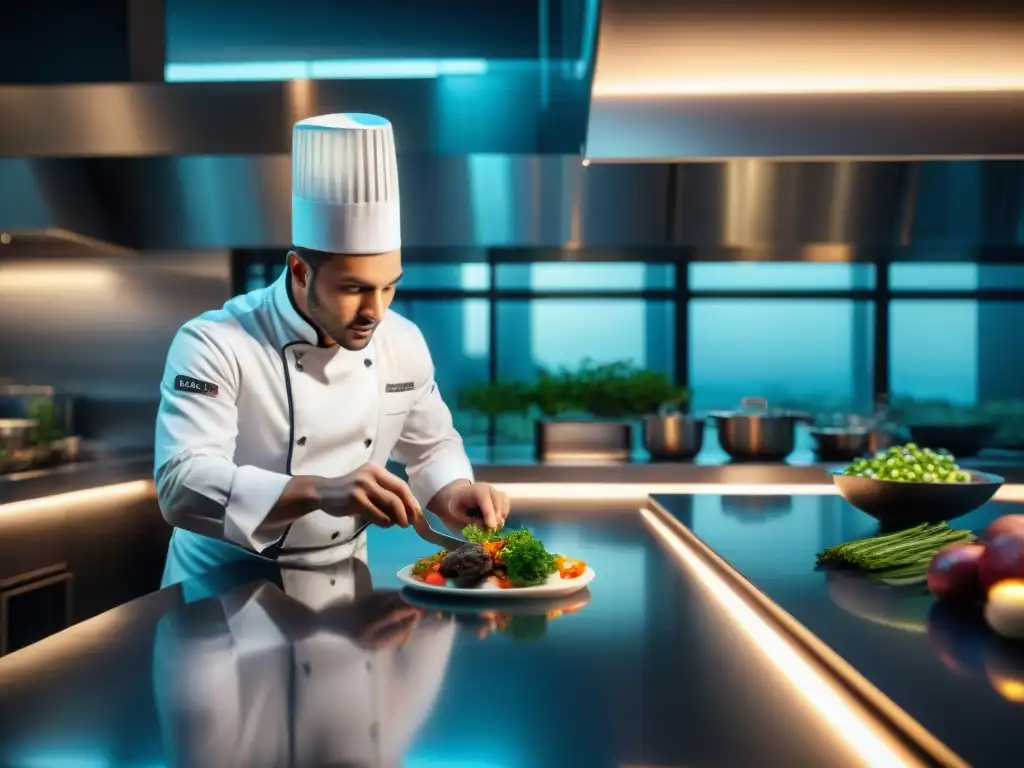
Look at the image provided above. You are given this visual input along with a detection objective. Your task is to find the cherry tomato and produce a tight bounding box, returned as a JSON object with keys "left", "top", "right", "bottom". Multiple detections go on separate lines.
{"left": 423, "top": 572, "right": 446, "bottom": 587}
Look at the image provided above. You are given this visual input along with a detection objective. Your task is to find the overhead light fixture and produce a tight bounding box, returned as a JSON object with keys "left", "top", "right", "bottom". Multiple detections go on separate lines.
{"left": 164, "top": 58, "right": 488, "bottom": 83}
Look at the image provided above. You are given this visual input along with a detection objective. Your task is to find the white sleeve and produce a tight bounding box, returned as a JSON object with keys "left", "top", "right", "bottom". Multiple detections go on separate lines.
{"left": 389, "top": 333, "right": 473, "bottom": 506}
{"left": 154, "top": 321, "right": 293, "bottom": 553}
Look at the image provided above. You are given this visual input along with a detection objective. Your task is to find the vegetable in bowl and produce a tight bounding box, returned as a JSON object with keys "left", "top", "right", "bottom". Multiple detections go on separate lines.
{"left": 842, "top": 443, "right": 971, "bottom": 484}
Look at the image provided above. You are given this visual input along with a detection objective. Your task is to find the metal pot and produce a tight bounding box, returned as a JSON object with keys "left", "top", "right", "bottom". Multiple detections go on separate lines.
{"left": 809, "top": 427, "right": 872, "bottom": 462}
{"left": 54, "top": 435, "right": 81, "bottom": 462}
{"left": 643, "top": 413, "right": 705, "bottom": 461}
{"left": 709, "top": 398, "right": 811, "bottom": 462}
{"left": 0, "top": 419, "right": 37, "bottom": 451}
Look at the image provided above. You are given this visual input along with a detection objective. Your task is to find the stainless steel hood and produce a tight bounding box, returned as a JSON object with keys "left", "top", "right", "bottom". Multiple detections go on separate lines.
{"left": 4, "top": 155, "right": 1024, "bottom": 256}
{"left": 0, "top": 43, "right": 1022, "bottom": 256}
{"left": 0, "top": 155, "right": 672, "bottom": 251}
{"left": 586, "top": 1, "right": 1024, "bottom": 161}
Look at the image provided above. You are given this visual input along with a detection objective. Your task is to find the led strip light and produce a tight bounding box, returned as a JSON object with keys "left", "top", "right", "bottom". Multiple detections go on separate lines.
{"left": 494, "top": 481, "right": 1024, "bottom": 504}
{"left": 0, "top": 481, "right": 154, "bottom": 517}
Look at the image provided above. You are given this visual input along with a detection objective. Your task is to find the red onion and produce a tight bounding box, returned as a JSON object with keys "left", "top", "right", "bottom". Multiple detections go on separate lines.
{"left": 927, "top": 542, "right": 986, "bottom": 602}
{"left": 982, "top": 515, "right": 1024, "bottom": 543}
{"left": 978, "top": 533, "right": 1024, "bottom": 591}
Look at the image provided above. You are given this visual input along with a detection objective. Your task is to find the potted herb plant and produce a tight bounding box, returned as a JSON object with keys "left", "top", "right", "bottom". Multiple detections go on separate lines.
{"left": 533, "top": 360, "right": 690, "bottom": 463}
{"left": 457, "top": 381, "right": 533, "bottom": 459}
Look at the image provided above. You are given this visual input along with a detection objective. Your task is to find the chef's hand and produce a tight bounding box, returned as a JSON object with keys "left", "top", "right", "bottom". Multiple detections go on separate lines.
{"left": 445, "top": 482, "right": 510, "bottom": 531}
{"left": 315, "top": 464, "right": 421, "bottom": 529}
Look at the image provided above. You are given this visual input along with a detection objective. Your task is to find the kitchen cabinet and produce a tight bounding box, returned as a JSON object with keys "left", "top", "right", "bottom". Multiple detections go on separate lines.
{"left": 65, "top": 493, "right": 170, "bottom": 625}
{"left": 0, "top": 497, "right": 68, "bottom": 583}
{"left": 0, "top": 484, "right": 171, "bottom": 655}
{"left": 0, "top": 565, "right": 72, "bottom": 655}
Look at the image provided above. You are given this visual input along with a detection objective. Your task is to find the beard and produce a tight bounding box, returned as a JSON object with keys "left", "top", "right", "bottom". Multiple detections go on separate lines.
{"left": 307, "top": 287, "right": 378, "bottom": 351}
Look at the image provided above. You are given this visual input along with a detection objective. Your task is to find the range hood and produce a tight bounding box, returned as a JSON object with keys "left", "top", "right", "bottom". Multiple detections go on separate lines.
{"left": 0, "top": 22, "right": 1023, "bottom": 256}
{"left": 4, "top": 155, "right": 1023, "bottom": 257}
{"left": 586, "top": 1, "right": 1024, "bottom": 161}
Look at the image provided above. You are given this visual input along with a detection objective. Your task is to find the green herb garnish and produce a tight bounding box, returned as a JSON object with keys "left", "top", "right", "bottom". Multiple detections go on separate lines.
{"left": 501, "top": 530, "right": 557, "bottom": 586}
{"left": 462, "top": 524, "right": 504, "bottom": 544}
{"left": 461, "top": 524, "right": 558, "bottom": 586}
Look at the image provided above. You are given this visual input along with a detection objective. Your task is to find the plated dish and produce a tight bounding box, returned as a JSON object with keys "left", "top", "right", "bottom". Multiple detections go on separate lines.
{"left": 397, "top": 524, "right": 595, "bottom": 598}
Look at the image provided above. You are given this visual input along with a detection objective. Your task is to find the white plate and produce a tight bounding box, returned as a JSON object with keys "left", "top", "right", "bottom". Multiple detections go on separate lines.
{"left": 396, "top": 565, "right": 596, "bottom": 599}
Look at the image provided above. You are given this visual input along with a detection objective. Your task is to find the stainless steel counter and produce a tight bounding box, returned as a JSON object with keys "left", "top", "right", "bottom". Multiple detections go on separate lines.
{"left": 5, "top": 449, "right": 1024, "bottom": 508}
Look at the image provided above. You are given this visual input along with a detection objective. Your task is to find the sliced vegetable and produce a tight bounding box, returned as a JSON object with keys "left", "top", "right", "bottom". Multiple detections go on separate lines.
{"left": 555, "top": 555, "right": 587, "bottom": 579}
{"left": 927, "top": 542, "right": 985, "bottom": 602}
{"left": 482, "top": 540, "right": 506, "bottom": 561}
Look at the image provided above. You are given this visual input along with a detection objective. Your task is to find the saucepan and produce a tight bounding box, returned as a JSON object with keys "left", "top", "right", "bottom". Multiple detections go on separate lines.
{"left": 708, "top": 397, "right": 812, "bottom": 462}
{"left": 642, "top": 410, "right": 705, "bottom": 461}
{"left": 0, "top": 419, "right": 37, "bottom": 451}
{"left": 809, "top": 413, "right": 875, "bottom": 462}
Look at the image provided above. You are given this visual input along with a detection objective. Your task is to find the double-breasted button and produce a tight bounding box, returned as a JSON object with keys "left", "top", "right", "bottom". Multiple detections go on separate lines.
{"left": 297, "top": 436, "right": 307, "bottom": 446}
{"left": 364, "top": 358, "right": 372, "bottom": 367}
{"left": 364, "top": 438, "right": 372, "bottom": 448}
{"left": 295, "top": 352, "right": 305, "bottom": 371}
{"left": 331, "top": 531, "right": 340, "bottom": 540}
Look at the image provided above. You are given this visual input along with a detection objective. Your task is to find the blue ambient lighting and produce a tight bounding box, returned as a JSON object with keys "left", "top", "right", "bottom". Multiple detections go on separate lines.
{"left": 165, "top": 58, "right": 489, "bottom": 82}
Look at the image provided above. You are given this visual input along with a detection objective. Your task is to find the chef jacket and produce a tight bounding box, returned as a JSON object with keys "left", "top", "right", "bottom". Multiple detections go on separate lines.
{"left": 153, "top": 557, "right": 456, "bottom": 768}
{"left": 155, "top": 267, "right": 474, "bottom": 586}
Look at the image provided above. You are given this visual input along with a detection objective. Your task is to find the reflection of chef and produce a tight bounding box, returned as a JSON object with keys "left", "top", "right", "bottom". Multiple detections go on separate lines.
{"left": 153, "top": 555, "right": 455, "bottom": 768}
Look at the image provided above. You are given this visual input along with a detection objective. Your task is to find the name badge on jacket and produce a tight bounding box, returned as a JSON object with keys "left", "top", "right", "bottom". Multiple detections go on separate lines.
{"left": 175, "top": 375, "right": 219, "bottom": 397}
{"left": 385, "top": 381, "right": 414, "bottom": 394}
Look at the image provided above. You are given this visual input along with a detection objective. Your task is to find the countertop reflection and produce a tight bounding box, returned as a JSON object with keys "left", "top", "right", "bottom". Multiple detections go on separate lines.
{"left": 653, "top": 493, "right": 1024, "bottom": 768}
{"left": 0, "top": 507, "right": 881, "bottom": 768}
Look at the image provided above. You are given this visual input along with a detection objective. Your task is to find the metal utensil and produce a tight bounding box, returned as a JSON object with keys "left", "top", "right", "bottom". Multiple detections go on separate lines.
{"left": 351, "top": 518, "right": 371, "bottom": 540}
{"left": 350, "top": 510, "right": 473, "bottom": 550}
{"left": 412, "top": 513, "right": 467, "bottom": 550}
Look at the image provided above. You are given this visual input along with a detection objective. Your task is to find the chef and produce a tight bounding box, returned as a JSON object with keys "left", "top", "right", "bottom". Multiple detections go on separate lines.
{"left": 155, "top": 112, "right": 510, "bottom": 588}
{"left": 153, "top": 556, "right": 456, "bottom": 767}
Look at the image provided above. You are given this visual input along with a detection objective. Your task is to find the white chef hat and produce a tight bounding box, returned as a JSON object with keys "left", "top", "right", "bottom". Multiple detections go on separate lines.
{"left": 291, "top": 113, "right": 401, "bottom": 254}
